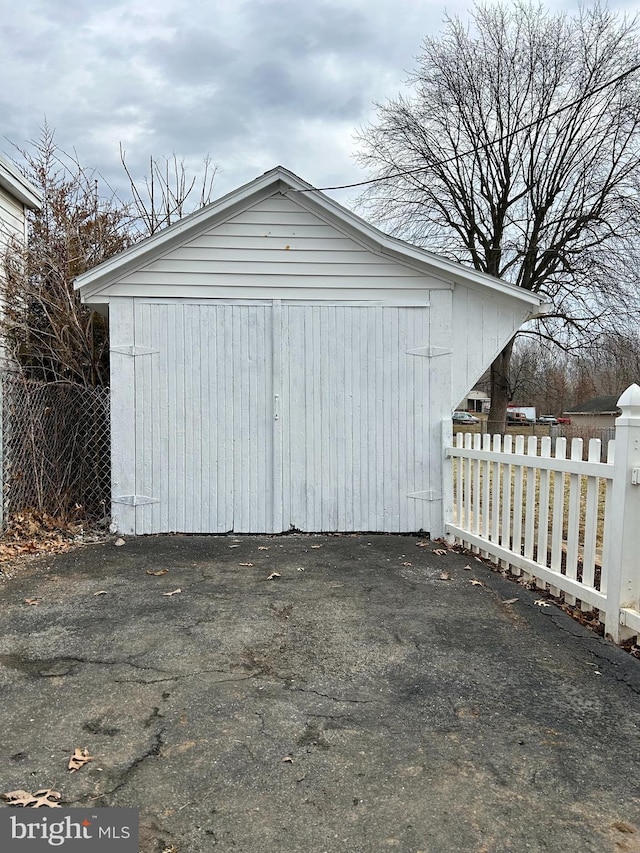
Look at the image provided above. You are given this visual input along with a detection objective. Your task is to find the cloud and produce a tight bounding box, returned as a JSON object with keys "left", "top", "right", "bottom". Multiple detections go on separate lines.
{"left": 0, "top": 0, "right": 477, "bottom": 206}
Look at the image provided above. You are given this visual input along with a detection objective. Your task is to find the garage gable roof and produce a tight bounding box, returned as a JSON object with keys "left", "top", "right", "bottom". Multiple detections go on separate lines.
{"left": 75, "top": 166, "right": 543, "bottom": 309}
{"left": 564, "top": 395, "right": 621, "bottom": 415}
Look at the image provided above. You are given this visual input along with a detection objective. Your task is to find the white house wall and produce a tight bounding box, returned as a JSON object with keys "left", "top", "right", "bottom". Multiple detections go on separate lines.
{"left": 0, "top": 185, "right": 26, "bottom": 273}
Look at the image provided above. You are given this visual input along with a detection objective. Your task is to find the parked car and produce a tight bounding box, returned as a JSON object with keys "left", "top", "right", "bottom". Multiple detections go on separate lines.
{"left": 556, "top": 416, "right": 572, "bottom": 425}
{"left": 452, "top": 411, "right": 480, "bottom": 424}
{"left": 537, "top": 415, "right": 558, "bottom": 425}
{"left": 506, "top": 412, "right": 530, "bottom": 424}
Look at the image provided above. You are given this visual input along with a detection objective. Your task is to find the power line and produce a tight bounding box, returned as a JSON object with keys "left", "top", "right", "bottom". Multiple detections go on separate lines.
{"left": 292, "top": 61, "right": 640, "bottom": 194}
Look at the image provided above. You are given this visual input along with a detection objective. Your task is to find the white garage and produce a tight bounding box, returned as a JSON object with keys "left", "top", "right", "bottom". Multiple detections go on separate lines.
{"left": 76, "top": 167, "right": 543, "bottom": 536}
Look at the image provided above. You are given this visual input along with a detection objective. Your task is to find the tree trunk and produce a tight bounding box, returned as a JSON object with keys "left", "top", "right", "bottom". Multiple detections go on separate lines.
{"left": 486, "top": 339, "right": 514, "bottom": 434}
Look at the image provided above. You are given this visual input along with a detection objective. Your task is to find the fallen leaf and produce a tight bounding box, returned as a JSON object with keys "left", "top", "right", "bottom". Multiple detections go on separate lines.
{"left": 433, "top": 549, "right": 448, "bottom": 556}
{"left": 2, "top": 789, "right": 35, "bottom": 806}
{"left": 114, "top": 538, "right": 125, "bottom": 547}
{"left": 463, "top": 565, "right": 472, "bottom": 571}
{"left": 2, "top": 789, "right": 62, "bottom": 808}
{"left": 267, "top": 572, "right": 281, "bottom": 580}
{"left": 68, "top": 747, "right": 94, "bottom": 773}
{"left": 438, "top": 571, "right": 451, "bottom": 580}
{"left": 0, "top": 511, "right": 83, "bottom": 563}
{"left": 146, "top": 569, "right": 169, "bottom": 576}
{"left": 502, "top": 598, "right": 519, "bottom": 605}
{"left": 93, "top": 591, "right": 108, "bottom": 597}
{"left": 415, "top": 540, "right": 430, "bottom": 547}
{"left": 239, "top": 562, "right": 254, "bottom": 567}
{"left": 282, "top": 756, "right": 294, "bottom": 763}
{"left": 29, "top": 789, "right": 64, "bottom": 808}
{"left": 469, "top": 579, "right": 484, "bottom": 586}
{"left": 310, "top": 544, "right": 322, "bottom": 549}
{"left": 229, "top": 544, "right": 241, "bottom": 548}
{"left": 534, "top": 599, "right": 552, "bottom": 608}
{"left": 258, "top": 546, "right": 269, "bottom": 551}
{"left": 162, "top": 589, "right": 182, "bottom": 596}
{"left": 23, "top": 598, "right": 39, "bottom": 606}
{"left": 296, "top": 567, "right": 305, "bottom": 572}
{"left": 401, "top": 561, "right": 413, "bottom": 567}
{"left": 611, "top": 822, "right": 636, "bottom": 834}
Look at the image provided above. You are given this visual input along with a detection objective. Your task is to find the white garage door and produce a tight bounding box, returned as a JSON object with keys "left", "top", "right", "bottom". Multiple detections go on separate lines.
{"left": 123, "top": 300, "right": 434, "bottom": 534}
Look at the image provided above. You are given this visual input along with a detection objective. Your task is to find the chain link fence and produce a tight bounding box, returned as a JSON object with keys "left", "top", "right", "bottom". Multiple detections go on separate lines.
{"left": 2, "top": 375, "right": 110, "bottom": 525}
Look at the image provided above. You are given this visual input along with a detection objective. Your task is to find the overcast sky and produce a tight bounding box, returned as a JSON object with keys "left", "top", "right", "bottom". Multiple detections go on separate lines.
{"left": 1, "top": 0, "right": 627, "bottom": 213}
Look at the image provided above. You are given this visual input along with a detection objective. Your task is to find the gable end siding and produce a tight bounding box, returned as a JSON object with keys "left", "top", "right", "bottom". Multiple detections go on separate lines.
{"left": 106, "top": 194, "right": 440, "bottom": 300}
{"left": 451, "top": 285, "right": 535, "bottom": 406}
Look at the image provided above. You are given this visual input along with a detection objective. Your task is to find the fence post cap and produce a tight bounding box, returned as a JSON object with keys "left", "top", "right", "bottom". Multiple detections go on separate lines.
{"left": 617, "top": 383, "right": 640, "bottom": 414}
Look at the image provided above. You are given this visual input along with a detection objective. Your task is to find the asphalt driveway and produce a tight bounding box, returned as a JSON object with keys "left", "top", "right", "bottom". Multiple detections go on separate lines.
{"left": 1, "top": 534, "right": 639, "bottom": 853}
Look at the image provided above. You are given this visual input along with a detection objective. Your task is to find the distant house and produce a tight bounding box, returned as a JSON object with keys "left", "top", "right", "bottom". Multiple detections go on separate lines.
{"left": 459, "top": 388, "right": 490, "bottom": 413}
{"left": 563, "top": 395, "right": 621, "bottom": 430}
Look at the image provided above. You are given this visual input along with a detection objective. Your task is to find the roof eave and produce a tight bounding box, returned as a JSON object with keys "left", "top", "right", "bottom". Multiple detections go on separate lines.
{"left": 564, "top": 410, "right": 619, "bottom": 416}
{"left": 285, "top": 183, "right": 545, "bottom": 309}
{"left": 75, "top": 168, "right": 294, "bottom": 294}
{"left": 0, "top": 157, "right": 42, "bottom": 210}
{"left": 75, "top": 165, "right": 545, "bottom": 312}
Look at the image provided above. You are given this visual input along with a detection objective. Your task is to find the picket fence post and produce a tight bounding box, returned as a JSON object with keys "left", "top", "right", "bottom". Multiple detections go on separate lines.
{"left": 442, "top": 417, "right": 455, "bottom": 544}
{"left": 603, "top": 384, "right": 640, "bottom": 642}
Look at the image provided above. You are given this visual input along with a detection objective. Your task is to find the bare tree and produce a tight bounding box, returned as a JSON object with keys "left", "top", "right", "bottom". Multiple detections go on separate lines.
{"left": 2, "top": 125, "right": 133, "bottom": 386}
{"left": 120, "top": 146, "right": 217, "bottom": 236}
{"left": 355, "top": 1, "right": 640, "bottom": 431}
{"left": 570, "top": 331, "right": 640, "bottom": 398}
{"left": 505, "top": 330, "right": 640, "bottom": 418}
{"left": 3, "top": 127, "right": 218, "bottom": 386}
{"left": 506, "top": 340, "right": 575, "bottom": 415}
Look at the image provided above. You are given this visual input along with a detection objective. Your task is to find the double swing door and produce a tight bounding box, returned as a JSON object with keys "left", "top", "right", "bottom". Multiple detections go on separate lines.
{"left": 126, "top": 300, "right": 433, "bottom": 534}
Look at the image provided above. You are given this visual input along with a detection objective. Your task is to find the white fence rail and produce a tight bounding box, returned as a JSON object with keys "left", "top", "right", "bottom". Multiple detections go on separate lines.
{"left": 444, "top": 384, "right": 640, "bottom": 643}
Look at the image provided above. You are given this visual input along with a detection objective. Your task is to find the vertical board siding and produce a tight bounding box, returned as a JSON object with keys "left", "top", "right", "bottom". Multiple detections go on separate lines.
{"left": 282, "top": 305, "right": 431, "bottom": 533}
{"left": 425, "top": 289, "right": 452, "bottom": 538}
{"left": 132, "top": 301, "right": 273, "bottom": 533}
{"left": 450, "top": 285, "right": 533, "bottom": 410}
{"left": 130, "top": 300, "right": 433, "bottom": 533}
{"left": 109, "top": 298, "right": 137, "bottom": 534}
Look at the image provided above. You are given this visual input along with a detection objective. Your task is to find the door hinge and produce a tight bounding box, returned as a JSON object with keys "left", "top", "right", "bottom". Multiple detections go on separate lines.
{"left": 113, "top": 494, "right": 160, "bottom": 506}
{"left": 406, "top": 346, "right": 452, "bottom": 358}
{"left": 407, "top": 490, "right": 441, "bottom": 501}
{"left": 110, "top": 345, "right": 159, "bottom": 356}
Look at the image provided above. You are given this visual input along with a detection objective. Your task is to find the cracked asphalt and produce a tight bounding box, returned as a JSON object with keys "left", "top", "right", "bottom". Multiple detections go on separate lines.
{"left": 1, "top": 534, "right": 639, "bottom": 853}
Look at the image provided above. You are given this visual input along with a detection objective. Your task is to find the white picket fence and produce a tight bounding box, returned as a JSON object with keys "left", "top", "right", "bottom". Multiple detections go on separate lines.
{"left": 444, "top": 384, "right": 640, "bottom": 643}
